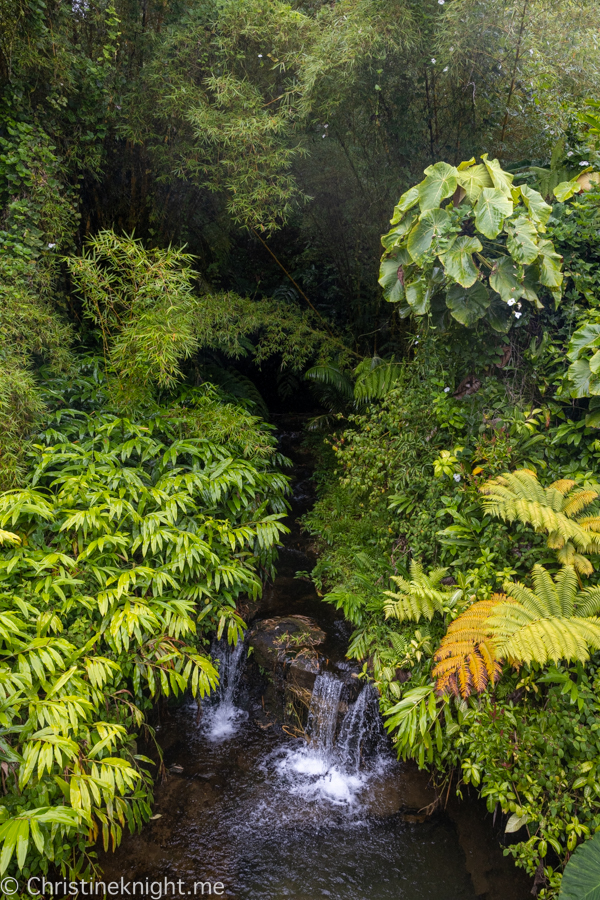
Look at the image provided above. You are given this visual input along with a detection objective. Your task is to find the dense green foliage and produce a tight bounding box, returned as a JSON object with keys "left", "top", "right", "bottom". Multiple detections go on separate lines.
{"left": 4, "top": 0, "right": 600, "bottom": 895}
{"left": 0, "top": 367, "right": 289, "bottom": 877}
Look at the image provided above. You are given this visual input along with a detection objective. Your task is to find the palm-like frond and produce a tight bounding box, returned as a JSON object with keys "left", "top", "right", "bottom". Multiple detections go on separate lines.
{"left": 432, "top": 595, "right": 504, "bottom": 698}
{"left": 354, "top": 359, "right": 403, "bottom": 402}
{"left": 488, "top": 565, "right": 600, "bottom": 665}
{"left": 384, "top": 561, "right": 452, "bottom": 622}
{"left": 304, "top": 365, "right": 354, "bottom": 401}
{"left": 479, "top": 469, "right": 600, "bottom": 571}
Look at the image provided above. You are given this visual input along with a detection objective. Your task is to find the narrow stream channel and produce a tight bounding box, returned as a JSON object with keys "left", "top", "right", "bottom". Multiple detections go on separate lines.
{"left": 100, "top": 418, "right": 531, "bottom": 900}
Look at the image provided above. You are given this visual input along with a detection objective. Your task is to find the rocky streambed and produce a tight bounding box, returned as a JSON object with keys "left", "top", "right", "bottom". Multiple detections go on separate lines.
{"left": 99, "top": 417, "right": 531, "bottom": 900}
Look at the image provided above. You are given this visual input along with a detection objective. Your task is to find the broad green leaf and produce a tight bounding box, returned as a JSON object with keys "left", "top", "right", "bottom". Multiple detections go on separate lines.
{"left": 457, "top": 157, "right": 476, "bottom": 170}
{"left": 456, "top": 164, "right": 493, "bottom": 203}
{"left": 537, "top": 239, "right": 563, "bottom": 289}
{"left": 487, "top": 294, "right": 512, "bottom": 333}
{"left": 378, "top": 256, "right": 405, "bottom": 303}
{"left": 381, "top": 212, "right": 417, "bottom": 249}
{"left": 586, "top": 409, "right": 600, "bottom": 428}
{"left": 407, "top": 208, "right": 450, "bottom": 261}
{"left": 521, "top": 264, "right": 541, "bottom": 307}
{"left": 445, "top": 281, "right": 490, "bottom": 326}
{"left": 568, "top": 359, "right": 593, "bottom": 398}
{"left": 418, "top": 162, "right": 458, "bottom": 212}
{"left": 489, "top": 256, "right": 522, "bottom": 302}
{"left": 390, "top": 186, "right": 420, "bottom": 223}
{"left": 481, "top": 153, "right": 514, "bottom": 195}
{"left": 520, "top": 185, "right": 552, "bottom": 228}
{"left": 506, "top": 217, "right": 539, "bottom": 265}
{"left": 567, "top": 323, "right": 600, "bottom": 361}
{"left": 474, "top": 188, "right": 513, "bottom": 239}
{"left": 440, "top": 236, "right": 481, "bottom": 287}
{"left": 553, "top": 179, "right": 582, "bottom": 202}
{"left": 590, "top": 350, "right": 600, "bottom": 375}
{"left": 15, "top": 819, "right": 29, "bottom": 869}
{"left": 405, "top": 277, "right": 430, "bottom": 315}
{"left": 560, "top": 830, "right": 600, "bottom": 899}
{"left": 505, "top": 813, "right": 530, "bottom": 834}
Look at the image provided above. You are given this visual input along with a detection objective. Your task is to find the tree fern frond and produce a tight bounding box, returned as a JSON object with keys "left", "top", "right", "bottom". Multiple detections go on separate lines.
{"left": 554, "top": 565, "right": 579, "bottom": 613}
{"left": 574, "top": 586, "right": 600, "bottom": 617}
{"left": 304, "top": 365, "right": 354, "bottom": 401}
{"left": 480, "top": 469, "right": 599, "bottom": 566}
{"left": 550, "top": 478, "right": 577, "bottom": 496}
{"left": 563, "top": 490, "right": 599, "bottom": 517}
{"left": 385, "top": 561, "right": 451, "bottom": 622}
{"left": 432, "top": 595, "right": 504, "bottom": 698}
{"left": 354, "top": 361, "right": 403, "bottom": 403}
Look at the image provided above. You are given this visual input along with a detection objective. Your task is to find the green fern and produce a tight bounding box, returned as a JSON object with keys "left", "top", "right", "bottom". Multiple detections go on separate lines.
{"left": 480, "top": 469, "right": 600, "bottom": 573}
{"left": 384, "top": 561, "right": 458, "bottom": 622}
{"left": 490, "top": 565, "right": 600, "bottom": 665}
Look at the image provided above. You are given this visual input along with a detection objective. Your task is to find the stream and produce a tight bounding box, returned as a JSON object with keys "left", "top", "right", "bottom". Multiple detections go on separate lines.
{"left": 100, "top": 418, "right": 531, "bottom": 900}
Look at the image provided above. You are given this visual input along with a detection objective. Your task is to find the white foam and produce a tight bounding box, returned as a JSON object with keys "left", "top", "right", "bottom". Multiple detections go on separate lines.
{"left": 203, "top": 702, "right": 248, "bottom": 742}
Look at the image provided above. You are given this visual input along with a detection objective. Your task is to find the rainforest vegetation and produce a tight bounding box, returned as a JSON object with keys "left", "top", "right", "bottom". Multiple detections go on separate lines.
{"left": 3, "top": 0, "right": 600, "bottom": 895}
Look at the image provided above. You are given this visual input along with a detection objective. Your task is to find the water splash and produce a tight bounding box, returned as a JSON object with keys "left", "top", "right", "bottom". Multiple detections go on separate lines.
{"left": 273, "top": 675, "right": 386, "bottom": 806}
{"left": 202, "top": 638, "right": 248, "bottom": 741}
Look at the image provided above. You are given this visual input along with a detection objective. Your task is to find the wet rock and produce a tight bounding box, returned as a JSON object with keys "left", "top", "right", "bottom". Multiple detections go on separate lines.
{"left": 287, "top": 651, "right": 321, "bottom": 691}
{"left": 248, "top": 615, "right": 326, "bottom": 671}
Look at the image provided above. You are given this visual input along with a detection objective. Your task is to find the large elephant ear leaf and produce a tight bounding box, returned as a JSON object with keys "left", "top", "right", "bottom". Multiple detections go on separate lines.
{"left": 407, "top": 208, "right": 451, "bottom": 262}
{"left": 567, "top": 323, "right": 600, "bottom": 361}
{"left": 455, "top": 164, "right": 493, "bottom": 203}
{"left": 554, "top": 178, "right": 582, "bottom": 203}
{"left": 474, "top": 188, "right": 513, "bottom": 239}
{"left": 446, "top": 281, "right": 490, "bottom": 326}
{"left": 379, "top": 255, "right": 406, "bottom": 303}
{"left": 487, "top": 294, "right": 512, "bottom": 333}
{"left": 559, "top": 830, "right": 600, "bottom": 900}
{"left": 390, "top": 186, "right": 420, "bottom": 224}
{"left": 405, "top": 276, "right": 430, "bottom": 315}
{"left": 506, "top": 217, "right": 539, "bottom": 264}
{"left": 520, "top": 185, "right": 552, "bottom": 229}
{"left": 489, "top": 256, "right": 522, "bottom": 302}
{"left": 537, "top": 239, "right": 563, "bottom": 289}
{"left": 381, "top": 212, "right": 418, "bottom": 250}
{"left": 568, "top": 359, "right": 593, "bottom": 398}
{"left": 418, "top": 162, "right": 458, "bottom": 212}
{"left": 480, "top": 153, "right": 514, "bottom": 195}
{"left": 440, "top": 236, "right": 482, "bottom": 287}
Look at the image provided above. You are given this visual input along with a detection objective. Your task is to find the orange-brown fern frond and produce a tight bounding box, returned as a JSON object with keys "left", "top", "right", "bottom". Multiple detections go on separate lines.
{"left": 432, "top": 594, "right": 506, "bottom": 699}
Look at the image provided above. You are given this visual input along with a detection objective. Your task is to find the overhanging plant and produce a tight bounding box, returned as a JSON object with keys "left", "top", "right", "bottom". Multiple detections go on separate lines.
{"left": 379, "top": 155, "right": 564, "bottom": 332}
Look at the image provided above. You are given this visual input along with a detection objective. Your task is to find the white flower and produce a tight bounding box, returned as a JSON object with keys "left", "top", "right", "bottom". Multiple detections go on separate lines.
{"left": 258, "top": 54, "right": 263, "bottom": 58}
{"left": 443, "top": 66, "right": 449, "bottom": 72}
{"left": 580, "top": 161, "right": 590, "bottom": 166}
{"left": 438, "top": 0, "right": 445, "bottom": 4}
{"left": 431, "top": 58, "right": 436, "bottom": 64}
{"left": 322, "top": 135, "right": 326, "bottom": 138}
{"left": 514, "top": 311, "right": 522, "bottom": 319}
{"left": 47, "top": 243, "right": 56, "bottom": 249}
{"left": 507, "top": 298, "right": 516, "bottom": 306}
{"left": 453, "top": 473, "right": 461, "bottom": 482}
{"left": 567, "top": 151, "right": 573, "bottom": 157}
{"left": 529, "top": 49, "right": 533, "bottom": 55}
{"left": 444, "top": 387, "right": 451, "bottom": 393}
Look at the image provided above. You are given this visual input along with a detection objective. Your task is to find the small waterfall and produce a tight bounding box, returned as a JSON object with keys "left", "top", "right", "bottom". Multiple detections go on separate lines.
{"left": 202, "top": 638, "right": 248, "bottom": 741}
{"left": 273, "top": 673, "right": 386, "bottom": 805}
{"left": 306, "top": 672, "right": 344, "bottom": 754}
{"left": 336, "top": 683, "right": 383, "bottom": 773}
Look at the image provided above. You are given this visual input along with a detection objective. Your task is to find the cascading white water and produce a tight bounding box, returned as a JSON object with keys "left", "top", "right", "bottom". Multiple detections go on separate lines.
{"left": 306, "top": 671, "right": 344, "bottom": 754}
{"left": 336, "top": 682, "right": 384, "bottom": 774}
{"left": 202, "top": 638, "right": 248, "bottom": 741}
{"left": 273, "top": 673, "right": 386, "bottom": 805}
